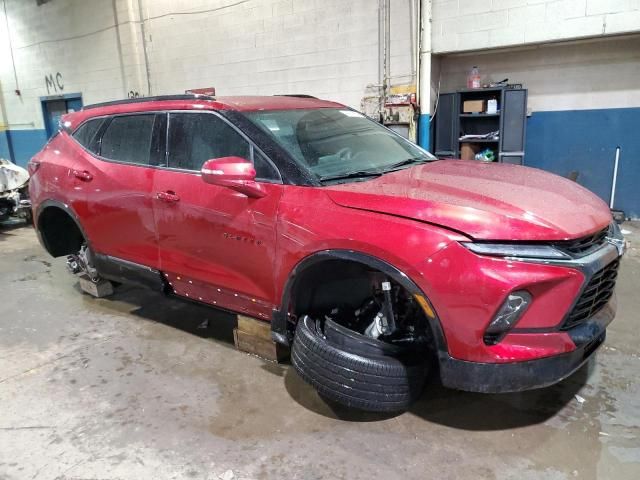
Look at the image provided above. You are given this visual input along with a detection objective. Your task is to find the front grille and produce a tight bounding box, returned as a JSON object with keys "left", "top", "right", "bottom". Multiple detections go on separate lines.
{"left": 563, "top": 259, "right": 619, "bottom": 330}
{"left": 553, "top": 227, "right": 609, "bottom": 257}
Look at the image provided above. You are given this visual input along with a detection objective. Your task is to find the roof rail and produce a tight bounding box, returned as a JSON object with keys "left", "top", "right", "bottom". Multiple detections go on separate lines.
{"left": 274, "top": 94, "right": 318, "bottom": 99}
{"left": 83, "top": 94, "right": 216, "bottom": 110}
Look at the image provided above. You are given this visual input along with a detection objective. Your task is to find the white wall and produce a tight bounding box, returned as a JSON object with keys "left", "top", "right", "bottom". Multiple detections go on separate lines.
{"left": 0, "top": 0, "right": 130, "bottom": 130}
{"left": 143, "top": 0, "right": 379, "bottom": 106}
{"left": 432, "top": 0, "right": 640, "bottom": 53}
{"left": 3, "top": 0, "right": 637, "bottom": 140}
{"left": 435, "top": 34, "right": 640, "bottom": 112}
{"left": 0, "top": 0, "right": 415, "bottom": 132}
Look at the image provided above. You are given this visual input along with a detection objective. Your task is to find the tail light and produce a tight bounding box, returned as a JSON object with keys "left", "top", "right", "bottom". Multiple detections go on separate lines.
{"left": 27, "top": 159, "right": 41, "bottom": 176}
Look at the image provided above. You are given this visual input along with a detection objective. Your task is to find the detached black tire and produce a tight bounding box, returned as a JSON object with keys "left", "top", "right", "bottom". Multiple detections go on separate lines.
{"left": 291, "top": 316, "right": 428, "bottom": 412}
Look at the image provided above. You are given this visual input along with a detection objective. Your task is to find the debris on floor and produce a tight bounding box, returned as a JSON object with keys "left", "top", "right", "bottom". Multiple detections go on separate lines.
{"left": 219, "top": 470, "right": 235, "bottom": 480}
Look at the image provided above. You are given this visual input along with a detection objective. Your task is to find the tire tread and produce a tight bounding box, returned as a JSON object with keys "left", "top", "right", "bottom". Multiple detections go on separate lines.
{"left": 291, "top": 316, "right": 428, "bottom": 412}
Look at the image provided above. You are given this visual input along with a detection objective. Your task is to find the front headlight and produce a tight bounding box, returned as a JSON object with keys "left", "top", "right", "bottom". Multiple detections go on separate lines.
{"left": 461, "top": 242, "right": 571, "bottom": 259}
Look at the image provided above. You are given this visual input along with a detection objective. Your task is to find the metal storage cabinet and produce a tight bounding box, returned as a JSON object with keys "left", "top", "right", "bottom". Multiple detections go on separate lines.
{"left": 433, "top": 93, "right": 458, "bottom": 158}
{"left": 434, "top": 87, "right": 528, "bottom": 165}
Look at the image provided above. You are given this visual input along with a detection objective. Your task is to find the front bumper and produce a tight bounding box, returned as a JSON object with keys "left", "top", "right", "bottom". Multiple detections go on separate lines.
{"left": 422, "top": 221, "right": 625, "bottom": 363}
{"left": 438, "top": 296, "right": 615, "bottom": 393}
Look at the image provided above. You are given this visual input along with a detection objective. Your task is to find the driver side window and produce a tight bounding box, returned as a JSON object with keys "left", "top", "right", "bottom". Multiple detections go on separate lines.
{"left": 167, "top": 113, "right": 251, "bottom": 171}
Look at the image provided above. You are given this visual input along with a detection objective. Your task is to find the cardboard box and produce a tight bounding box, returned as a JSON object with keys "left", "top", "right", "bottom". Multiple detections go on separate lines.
{"left": 463, "top": 100, "right": 485, "bottom": 113}
{"left": 461, "top": 143, "right": 481, "bottom": 160}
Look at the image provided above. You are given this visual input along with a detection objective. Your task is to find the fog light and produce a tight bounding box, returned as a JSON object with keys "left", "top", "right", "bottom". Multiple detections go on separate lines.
{"left": 484, "top": 290, "right": 532, "bottom": 345}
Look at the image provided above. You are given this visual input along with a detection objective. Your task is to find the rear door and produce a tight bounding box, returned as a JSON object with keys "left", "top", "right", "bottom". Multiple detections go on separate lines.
{"left": 152, "top": 111, "right": 283, "bottom": 319}
{"left": 72, "top": 113, "right": 166, "bottom": 268}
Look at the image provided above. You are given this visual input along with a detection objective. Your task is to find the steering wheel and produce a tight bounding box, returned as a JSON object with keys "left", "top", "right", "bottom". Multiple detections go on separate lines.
{"left": 335, "top": 147, "right": 353, "bottom": 162}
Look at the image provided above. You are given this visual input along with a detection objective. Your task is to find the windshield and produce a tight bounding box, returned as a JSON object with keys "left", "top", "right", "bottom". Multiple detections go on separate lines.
{"left": 243, "top": 108, "right": 436, "bottom": 183}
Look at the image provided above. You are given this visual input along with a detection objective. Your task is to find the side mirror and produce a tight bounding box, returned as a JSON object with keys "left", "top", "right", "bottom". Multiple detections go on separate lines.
{"left": 201, "top": 156, "right": 266, "bottom": 198}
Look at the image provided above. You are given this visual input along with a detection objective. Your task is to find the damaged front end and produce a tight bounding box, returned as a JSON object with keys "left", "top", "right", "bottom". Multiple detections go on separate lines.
{"left": 0, "top": 159, "right": 32, "bottom": 223}
{"left": 318, "top": 273, "right": 432, "bottom": 352}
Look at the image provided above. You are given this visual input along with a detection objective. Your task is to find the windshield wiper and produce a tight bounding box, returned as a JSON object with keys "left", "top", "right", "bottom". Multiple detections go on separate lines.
{"left": 380, "top": 156, "right": 433, "bottom": 172}
{"left": 317, "top": 156, "right": 435, "bottom": 184}
{"left": 319, "top": 170, "right": 382, "bottom": 184}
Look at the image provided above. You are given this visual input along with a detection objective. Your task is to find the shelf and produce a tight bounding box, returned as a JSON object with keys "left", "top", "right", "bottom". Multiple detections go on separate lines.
{"left": 460, "top": 113, "right": 500, "bottom": 117}
{"left": 458, "top": 87, "right": 507, "bottom": 93}
{"left": 434, "top": 89, "right": 526, "bottom": 166}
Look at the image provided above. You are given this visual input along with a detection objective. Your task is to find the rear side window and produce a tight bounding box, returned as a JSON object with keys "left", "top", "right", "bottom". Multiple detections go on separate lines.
{"left": 72, "top": 118, "right": 104, "bottom": 153}
{"left": 167, "top": 113, "right": 251, "bottom": 171}
{"left": 100, "top": 115, "right": 156, "bottom": 165}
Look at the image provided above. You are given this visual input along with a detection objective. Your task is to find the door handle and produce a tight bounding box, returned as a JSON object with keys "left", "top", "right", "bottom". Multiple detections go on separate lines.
{"left": 156, "top": 191, "right": 180, "bottom": 203}
{"left": 72, "top": 169, "right": 93, "bottom": 182}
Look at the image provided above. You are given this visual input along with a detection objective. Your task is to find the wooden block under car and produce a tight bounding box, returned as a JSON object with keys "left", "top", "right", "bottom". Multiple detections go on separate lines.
{"left": 234, "top": 315, "right": 289, "bottom": 362}
{"left": 78, "top": 274, "right": 114, "bottom": 297}
{"left": 462, "top": 99, "right": 485, "bottom": 113}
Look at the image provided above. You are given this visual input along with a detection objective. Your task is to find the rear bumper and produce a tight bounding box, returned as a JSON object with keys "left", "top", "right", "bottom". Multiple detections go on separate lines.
{"left": 438, "top": 297, "right": 614, "bottom": 393}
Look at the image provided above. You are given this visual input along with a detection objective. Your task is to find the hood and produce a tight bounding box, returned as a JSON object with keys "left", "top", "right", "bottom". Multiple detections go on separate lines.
{"left": 324, "top": 160, "right": 612, "bottom": 241}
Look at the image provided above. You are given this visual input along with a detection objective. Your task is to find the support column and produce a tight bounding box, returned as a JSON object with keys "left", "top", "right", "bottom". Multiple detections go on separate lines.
{"left": 114, "top": 0, "right": 151, "bottom": 97}
{"left": 417, "top": 0, "right": 432, "bottom": 150}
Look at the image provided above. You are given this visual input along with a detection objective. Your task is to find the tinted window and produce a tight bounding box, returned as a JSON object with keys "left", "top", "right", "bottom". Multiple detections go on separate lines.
{"left": 167, "top": 113, "right": 251, "bottom": 171}
{"left": 149, "top": 113, "right": 167, "bottom": 167}
{"left": 253, "top": 149, "right": 279, "bottom": 181}
{"left": 72, "top": 118, "right": 104, "bottom": 153}
{"left": 245, "top": 109, "right": 436, "bottom": 182}
{"left": 100, "top": 115, "right": 156, "bottom": 165}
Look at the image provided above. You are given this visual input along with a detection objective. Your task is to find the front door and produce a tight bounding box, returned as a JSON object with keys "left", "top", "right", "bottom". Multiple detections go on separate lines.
{"left": 153, "top": 111, "right": 283, "bottom": 319}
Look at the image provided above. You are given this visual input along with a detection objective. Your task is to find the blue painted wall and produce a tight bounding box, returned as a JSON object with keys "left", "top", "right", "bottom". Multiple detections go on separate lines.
{"left": 418, "top": 113, "right": 431, "bottom": 151}
{"left": 525, "top": 108, "right": 640, "bottom": 219}
{"left": 2, "top": 129, "right": 48, "bottom": 167}
{"left": 0, "top": 131, "right": 12, "bottom": 160}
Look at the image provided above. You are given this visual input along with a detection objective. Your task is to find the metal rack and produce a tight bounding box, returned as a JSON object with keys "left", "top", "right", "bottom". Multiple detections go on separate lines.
{"left": 433, "top": 87, "right": 527, "bottom": 165}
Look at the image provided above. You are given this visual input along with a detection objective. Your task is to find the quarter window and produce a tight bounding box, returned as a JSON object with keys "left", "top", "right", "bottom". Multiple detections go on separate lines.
{"left": 253, "top": 149, "right": 279, "bottom": 181}
{"left": 72, "top": 118, "right": 104, "bottom": 153}
{"left": 100, "top": 115, "right": 156, "bottom": 165}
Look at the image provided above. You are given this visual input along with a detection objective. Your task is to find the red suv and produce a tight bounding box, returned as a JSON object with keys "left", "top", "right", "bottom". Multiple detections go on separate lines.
{"left": 29, "top": 94, "right": 625, "bottom": 412}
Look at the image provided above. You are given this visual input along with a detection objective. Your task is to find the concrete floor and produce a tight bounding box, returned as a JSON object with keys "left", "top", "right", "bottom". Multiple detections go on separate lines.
{"left": 0, "top": 223, "right": 639, "bottom": 480}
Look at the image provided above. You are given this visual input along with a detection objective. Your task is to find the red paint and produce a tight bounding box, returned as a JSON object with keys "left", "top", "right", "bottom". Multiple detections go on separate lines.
{"left": 326, "top": 159, "right": 612, "bottom": 241}
{"left": 422, "top": 241, "right": 585, "bottom": 362}
{"left": 30, "top": 95, "right": 615, "bottom": 366}
{"left": 62, "top": 96, "right": 343, "bottom": 133}
{"left": 153, "top": 167, "right": 282, "bottom": 312}
{"left": 201, "top": 157, "right": 266, "bottom": 198}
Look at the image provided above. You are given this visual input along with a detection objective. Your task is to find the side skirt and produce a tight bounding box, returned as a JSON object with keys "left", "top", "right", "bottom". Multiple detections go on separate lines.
{"left": 92, "top": 254, "right": 275, "bottom": 322}
{"left": 93, "top": 253, "right": 165, "bottom": 292}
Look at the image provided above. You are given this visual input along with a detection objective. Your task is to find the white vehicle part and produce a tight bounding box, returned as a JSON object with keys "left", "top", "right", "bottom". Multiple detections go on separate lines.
{"left": 0, "top": 158, "right": 29, "bottom": 193}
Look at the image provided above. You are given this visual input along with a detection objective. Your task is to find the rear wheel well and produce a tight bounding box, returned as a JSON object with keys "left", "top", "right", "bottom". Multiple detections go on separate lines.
{"left": 37, "top": 206, "right": 85, "bottom": 257}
